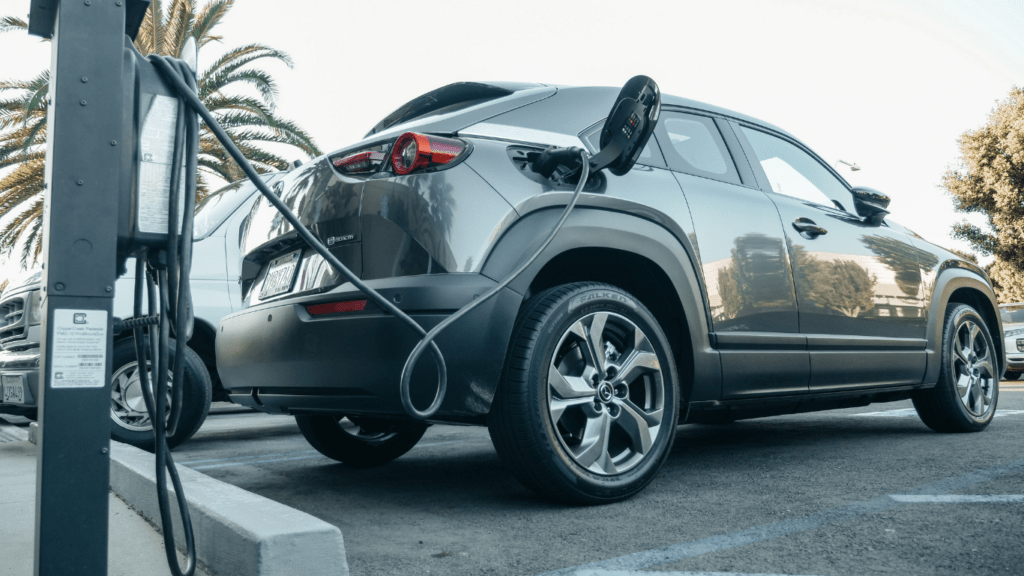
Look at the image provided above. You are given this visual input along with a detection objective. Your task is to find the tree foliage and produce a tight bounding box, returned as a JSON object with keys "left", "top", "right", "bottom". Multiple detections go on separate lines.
{"left": 0, "top": 0, "right": 321, "bottom": 269}
{"left": 944, "top": 86, "right": 1024, "bottom": 303}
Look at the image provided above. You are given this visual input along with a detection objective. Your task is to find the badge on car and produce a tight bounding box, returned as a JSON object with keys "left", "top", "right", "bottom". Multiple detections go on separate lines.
{"left": 258, "top": 250, "right": 302, "bottom": 300}
{"left": 2, "top": 374, "right": 25, "bottom": 404}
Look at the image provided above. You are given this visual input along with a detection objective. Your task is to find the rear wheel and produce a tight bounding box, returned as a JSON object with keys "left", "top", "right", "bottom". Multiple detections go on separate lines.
{"left": 296, "top": 415, "right": 428, "bottom": 468}
{"left": 913, "top": 304, "right": 999, "bottom": 432}
{"left": 489, "top": 282, "right": 679, "bottom": 504}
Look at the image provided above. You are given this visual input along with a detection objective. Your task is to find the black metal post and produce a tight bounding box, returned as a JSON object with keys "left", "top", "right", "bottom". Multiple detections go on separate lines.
{"left": 28, "top": 1, "right": 133, "bottom": 574}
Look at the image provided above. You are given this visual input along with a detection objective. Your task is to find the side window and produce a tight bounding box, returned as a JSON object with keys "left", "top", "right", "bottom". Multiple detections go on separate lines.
{"left": 741, "top": 127, "right": 848, "bottom": 208}
{"left": 659, "top": 112, "right": 741, "bottom": 185}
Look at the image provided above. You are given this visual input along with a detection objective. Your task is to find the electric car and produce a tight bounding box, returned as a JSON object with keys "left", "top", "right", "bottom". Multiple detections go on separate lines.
{"left": 216, "top": 81, "right": 1004, "bottom": 503}
{"left": 999, "top": 303, "right": 1024, "bottom": 379}
{"left": 0, "top": 172, "right": 286, "bottom": 449}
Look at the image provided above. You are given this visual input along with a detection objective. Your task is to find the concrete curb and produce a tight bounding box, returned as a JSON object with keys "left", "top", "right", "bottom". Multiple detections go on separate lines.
{"left": 109, "top": 441, "right": 348, "bottom": 576}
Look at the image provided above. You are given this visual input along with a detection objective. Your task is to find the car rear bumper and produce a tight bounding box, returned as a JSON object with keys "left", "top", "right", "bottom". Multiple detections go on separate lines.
{"left": 216, "top": 274, "right": 523, "bottom": 422}
{"left": 0, "top": 348, "right": 40, "bottom": 414}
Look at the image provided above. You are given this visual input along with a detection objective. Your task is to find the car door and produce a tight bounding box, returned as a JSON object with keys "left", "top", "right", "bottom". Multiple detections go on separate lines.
{"left": 734, "top": 124, "right": 928, "bottom": 390}
{"left": 657, "top": 110, "right": 807, "bottom": 398}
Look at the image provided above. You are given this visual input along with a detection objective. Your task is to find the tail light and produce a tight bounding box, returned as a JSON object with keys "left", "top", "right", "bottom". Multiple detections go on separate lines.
{"left": 333, "top": 150, "right": 387, "bottom": 174}
{"left": 306, "top": 299, "right": 368, "bottom": 316}
{"left": 391, "top": 132, "right": 467, "bottom": 175}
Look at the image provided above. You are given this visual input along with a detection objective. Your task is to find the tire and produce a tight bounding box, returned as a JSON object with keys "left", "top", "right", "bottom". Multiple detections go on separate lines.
{"left": 913, "top": 304, "right": 999, "bottom": 433}
{"left": 109, "top": 337, "right": 212, "bottom": 450}
{"left": 488, "top": 282, "right": 680, "bottom": 505}
{"left": 296, "top": 415, "right": 428, "bottom": 468}
{"left": 1004, "top": 370, "right": 1023, "bottom": 381}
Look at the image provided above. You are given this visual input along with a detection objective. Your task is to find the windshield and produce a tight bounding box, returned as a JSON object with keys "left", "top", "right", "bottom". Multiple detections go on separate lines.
{"left": 193, "top": 173, "right": 278, "bottom": 239}
{"left": 1000, "top": 304, "right": 1024, "bottom": 324}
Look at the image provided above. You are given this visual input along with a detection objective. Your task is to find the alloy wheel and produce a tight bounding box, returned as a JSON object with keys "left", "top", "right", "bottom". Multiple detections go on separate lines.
{"left": 547, "top": 311, "right": 666, "bottom": 475}
{"left": 952, "top": 319, "right": 996, "bottom": 417}
{"left": 110, "top": 361, "right": 173, "bottom": 432}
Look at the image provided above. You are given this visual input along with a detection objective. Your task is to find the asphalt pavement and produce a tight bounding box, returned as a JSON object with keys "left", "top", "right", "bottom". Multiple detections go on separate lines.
{"left": 173, "top": 384, "right": 1024, "bottom": 576}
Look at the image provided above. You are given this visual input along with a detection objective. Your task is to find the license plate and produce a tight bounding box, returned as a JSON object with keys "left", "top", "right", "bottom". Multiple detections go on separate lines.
{"left": 2, "top": 374, "right": 25, "bottom": 404}
{"left": 259, "top": 250, "right": 301, "bottom": 299}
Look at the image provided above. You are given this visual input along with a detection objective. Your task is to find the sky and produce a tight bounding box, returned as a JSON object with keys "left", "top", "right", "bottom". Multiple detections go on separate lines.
{"left": 1, "top": 0, "right": 1022, "bottom": 281}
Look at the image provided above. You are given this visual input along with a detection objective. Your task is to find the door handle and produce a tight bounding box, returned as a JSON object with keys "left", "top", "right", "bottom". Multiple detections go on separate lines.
{"left": 792, "top": 218, "right": 827, "bottom": 238}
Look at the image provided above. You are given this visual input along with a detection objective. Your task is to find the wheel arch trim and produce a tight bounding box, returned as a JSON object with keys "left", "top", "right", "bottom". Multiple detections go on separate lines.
{"left": 480, "top": 206, "right": 720, "bottom": 403}
{"left": 924, "top": 267, "right": 1005, "bottom": 383}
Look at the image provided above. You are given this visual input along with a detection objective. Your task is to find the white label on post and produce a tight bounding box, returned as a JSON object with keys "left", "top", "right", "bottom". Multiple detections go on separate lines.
{"left": 137, "top": 94, "right": 186, "bottom": 234}
{"left": 50, "top": 309, "right": 108, "bottom": 389}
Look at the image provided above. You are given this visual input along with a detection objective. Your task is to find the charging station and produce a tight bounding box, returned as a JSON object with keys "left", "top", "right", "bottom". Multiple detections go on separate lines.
{"left": 29, "top": 2, "right": 148, "bottom": 575}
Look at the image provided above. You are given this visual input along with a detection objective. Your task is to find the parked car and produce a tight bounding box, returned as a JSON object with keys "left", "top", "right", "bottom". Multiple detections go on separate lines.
{"left": 216, "top": 81, "right": 1004, "bottom": 503}
{"left": 999, "top": 303, "right": 1024, "bottom": 380}
{"left": 0, "top": 172, "right": 285, "bottom": 449}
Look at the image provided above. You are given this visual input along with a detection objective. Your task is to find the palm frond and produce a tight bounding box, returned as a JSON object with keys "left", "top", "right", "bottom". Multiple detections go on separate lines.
{"left": 0, "top": 16, "right": 28, "bottom": 34}
{"left": 192, "top": 0, "right": 232, "bottom": 48}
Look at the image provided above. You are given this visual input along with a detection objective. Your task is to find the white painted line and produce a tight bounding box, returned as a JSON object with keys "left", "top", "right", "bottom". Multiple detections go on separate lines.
{"left": 890, "top": 494, "right": 1024, "bottom": 503}
{"left": 854, "top": 408, "right": 1024, "bottom": 418}
{"left": 577, "top": 565, "right": 823, "bottom": 569}
{"left": 534, "top": 458, "right": 1024, "bottom": 576}
{"left": 575, "top": 571, "right": 825, "bottom": 576}
{"left": 192, "top": 453, "right": 325, "bottom": 470}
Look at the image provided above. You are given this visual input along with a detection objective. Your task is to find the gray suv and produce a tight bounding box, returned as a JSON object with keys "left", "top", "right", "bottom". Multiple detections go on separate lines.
{"left": 216, "top": 82, "right": 1004, "bottom": 503}
{"left": 0, "top": 173, "right": 283, "bottom": 448}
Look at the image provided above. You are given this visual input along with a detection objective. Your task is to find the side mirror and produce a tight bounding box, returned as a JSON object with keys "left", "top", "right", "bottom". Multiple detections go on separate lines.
{"left": 850, "top": 186, "right": 890, "bottom": 225}
{"left": 590, "top": 75, "right": 662, "bottom": 176}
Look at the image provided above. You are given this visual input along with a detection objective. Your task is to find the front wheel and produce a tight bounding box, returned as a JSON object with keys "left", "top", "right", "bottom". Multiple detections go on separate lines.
{"left": 913, "top": 304, "right": 999, "bottom": 432}
{"left": 489, "top": 282, "right": 680, "bottom": 504}
{"left": 296, "top": 415, "right": 428, "bottom": 468}
{"left": 109, "top": 337, "right": 212, "bottom": 450}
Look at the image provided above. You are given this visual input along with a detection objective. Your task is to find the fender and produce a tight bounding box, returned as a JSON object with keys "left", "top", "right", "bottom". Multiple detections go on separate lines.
{"left": 480, "top": 205, "right": 721, "bottom": 402}
{"left": 922, "top": 265, "right": 1005, "bottom": 384}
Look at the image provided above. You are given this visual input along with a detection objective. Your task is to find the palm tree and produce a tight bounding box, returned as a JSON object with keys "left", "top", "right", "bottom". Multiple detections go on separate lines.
{"left": 0, "top": 0, "right": 321, "bottom": 268}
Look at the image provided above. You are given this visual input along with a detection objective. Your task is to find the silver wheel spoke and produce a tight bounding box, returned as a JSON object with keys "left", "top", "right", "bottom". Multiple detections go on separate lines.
{"left": 548, "top": 364, "right": 596, "bottom": 400}
{"left": 952, "top": 342, "right": 970, "bottom": 366}
{"left": 572, "top": 411, "right": 614, "bottom": 474}
{"left": 959, "top": 376, "right": 973, "bottom": 405}
{"left": 617, "top": 399, "right": 662, "bottom": 455}
{"left": 570, "top": 313, "right": 608, "bottom": 377}
{"left": 968, "top": 323, "right": 980, "bottom": 353}
{"left": 616, "top": 349, "right": 660, "bottom": 385}
{"left": 975, "top": 358, "right": 995, "bottom": 380}
{"left": 549, "top": 397, "right": 594, "bottom": 423}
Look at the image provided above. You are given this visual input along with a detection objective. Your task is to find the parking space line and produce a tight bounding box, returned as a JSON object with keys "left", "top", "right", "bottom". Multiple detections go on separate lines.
{"left": 573, "top": 565, "right": 827, "bottom": 569}
{"left": 889, "top": 494, "right": 1024, "bottom": 503}
{"left": 574, "top": 571, "right": 825, "bottom": 576}
{"left": 854, "top": 409, "right": 1024, "bottom": 418}
{"left": 535, "top": 458, "right": 1024, "bottom": 576}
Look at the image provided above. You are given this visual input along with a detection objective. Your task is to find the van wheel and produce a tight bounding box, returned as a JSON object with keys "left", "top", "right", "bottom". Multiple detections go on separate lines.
{"left": 109, "top": 337, "right": 212, "bottom": 450}
{"left": 296, "top": 415, "right": 428, "bottom": 468}
{"left": 913, "top": 304, "right": 999, "bottom": 432}
{"left": 489, "top": 282, "right": 679, "bottom": 504}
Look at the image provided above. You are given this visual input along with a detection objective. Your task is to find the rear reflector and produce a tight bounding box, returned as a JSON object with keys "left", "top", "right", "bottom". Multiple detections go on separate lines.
{"left": 306, "top": 300, "right": 368, "bottom": 315}
{"left": 391, "top": 132, "right": 467, "bottom": 175}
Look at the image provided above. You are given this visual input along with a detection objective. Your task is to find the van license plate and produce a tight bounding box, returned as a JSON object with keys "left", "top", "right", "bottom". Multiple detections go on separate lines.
{"left": 259, "top": 250, "right": 302, "bottom": 299}
{"left": 2, "top": 375, "right": 25, "bottom": 404}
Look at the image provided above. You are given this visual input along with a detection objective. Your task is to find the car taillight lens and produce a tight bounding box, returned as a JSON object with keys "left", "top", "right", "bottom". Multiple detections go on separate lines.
{"left": 333, "top": 150, "right": 387, "bottom": 174}
{"left": 391, "top": 132, "right": 467, "bottom": 175}
{"left": 306, "top": 300, "right": 368, "bottom": 316}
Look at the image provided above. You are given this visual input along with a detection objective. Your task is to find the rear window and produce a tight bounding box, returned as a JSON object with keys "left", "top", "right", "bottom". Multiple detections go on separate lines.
{"left": 193, "top": 173, "right": 278, "bottom": 239}
{"left": 365, "top": 83, "right": 514, "bottom": 137}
